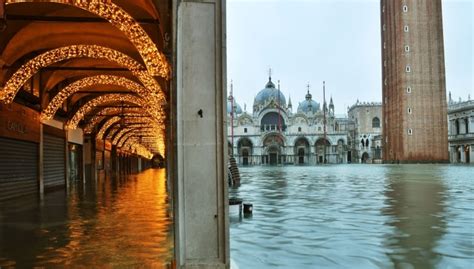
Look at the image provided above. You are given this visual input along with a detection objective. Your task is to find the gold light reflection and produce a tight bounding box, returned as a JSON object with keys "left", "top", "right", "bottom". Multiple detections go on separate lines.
{"left": 5, "top": 0, "right": 171, "bottom": 78}
{"left": 41, "top": 75, "right": 164, "bottom": 121}
{"left": 0, "top": 45, "right": 166, "bottom": 105}
{"left": 66, "top": 94, "right": 162, "bottom": 130}
{"left": 35, "top": 170, "right": 173, "bottom": 267}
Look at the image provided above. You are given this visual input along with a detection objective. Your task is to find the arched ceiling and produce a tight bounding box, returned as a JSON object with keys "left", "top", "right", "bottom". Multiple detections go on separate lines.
{"left": 0, "top": 0, "right": 171, "bottom": 158}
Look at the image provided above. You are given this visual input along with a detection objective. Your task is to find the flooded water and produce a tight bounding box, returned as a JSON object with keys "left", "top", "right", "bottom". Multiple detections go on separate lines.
{"left": 230, "top": 165, "right": 474, "bottom": 269}
{"left": 0, "top": 169, "right": 173, "bottom": 268}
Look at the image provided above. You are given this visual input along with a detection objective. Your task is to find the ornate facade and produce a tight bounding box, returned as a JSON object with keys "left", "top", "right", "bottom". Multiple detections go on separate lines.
{"left": 227, "top": 77, "right": 383, "bottom": 165}
{"left": 348, "top": 101, "right": 383, "bottom": 163}
{"left": 448, "top": 95, "right": 474, "bottom": 164}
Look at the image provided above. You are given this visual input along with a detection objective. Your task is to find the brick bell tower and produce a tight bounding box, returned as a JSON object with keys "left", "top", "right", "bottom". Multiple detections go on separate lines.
{"left": 381, "top": 0, "right": 449, "bottom": 163}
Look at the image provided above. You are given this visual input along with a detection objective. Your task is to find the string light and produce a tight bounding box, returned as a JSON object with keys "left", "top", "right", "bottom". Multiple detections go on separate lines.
{"left": 0, "top": 45, "right": 166, "bottom": 105}
{"left": 83, "top": 107, "right": 145, "bottom": 134}
{"left": 41, "top": 75, "right": 164, "bottom": 121}
{"left": 122, "top": 137, "right": 154, "bottom": 159}
{"left": 5, "top": 0, "right": 171, "bottom": 78}
{"left": 66, "top": 94, "right": 163, "bottom": 129}
{"left": 96, "top": 116, "right": 121, "bottom": 140}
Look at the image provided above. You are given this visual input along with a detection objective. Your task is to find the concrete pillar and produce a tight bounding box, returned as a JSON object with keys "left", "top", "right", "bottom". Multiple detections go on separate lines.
{"left": 174, "top": 0, "right": 229, "bottom": 268}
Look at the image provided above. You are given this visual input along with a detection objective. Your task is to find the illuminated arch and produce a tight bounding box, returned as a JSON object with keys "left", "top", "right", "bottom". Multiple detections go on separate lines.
{"left": 66, "top": 94, "right": 162, "bottom": 129}
{"left": 116, "top": 126, "right": 157, "bottom": 147}
{"left": 96, "top": 116, "right": 121, "bottom": 140}
{"left": 122, "top": 137, "right": 153, "bottom": 159}
{"left": 83, "top": 106, "right": 145, "bottom": 134}
{"left": 5, "top": 0, "right": 171, "bottom": 78}
{"left": 0, "top": 45, "right": 166, "bottom": 104}
{"left": 41, "top": 75, "right": 163, "bottom": 121}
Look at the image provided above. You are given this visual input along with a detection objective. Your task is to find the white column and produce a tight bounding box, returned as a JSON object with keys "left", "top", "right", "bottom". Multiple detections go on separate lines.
{"left": 174, "top": 0, "right": 229, "bottom": 268}
{"left": 470, "top": 144, "right": 473, "bottom": 163}
{"left": 460, "top": 145, "right": 466, "bottom": 163}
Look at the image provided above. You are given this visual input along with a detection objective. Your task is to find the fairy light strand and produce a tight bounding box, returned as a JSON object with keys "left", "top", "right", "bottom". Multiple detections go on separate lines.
{"left": 5, "top": 0, "right": 171, "bottom": 78}
{"left": 41, "top": 75, "right": 164, "bottom": 121}
{"left": 0, "top": 45, "right": 166, "bottom": 105}
{"left": 66, "top": 93, "right": 163, "bottom": 129}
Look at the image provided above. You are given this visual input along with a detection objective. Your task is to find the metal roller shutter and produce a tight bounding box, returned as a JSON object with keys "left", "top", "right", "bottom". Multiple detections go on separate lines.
{"left": 43, "top": 134, "right": 65, "bottom": 189}
{"left": 0, "top": 137, "right": 38, "bottom": 201}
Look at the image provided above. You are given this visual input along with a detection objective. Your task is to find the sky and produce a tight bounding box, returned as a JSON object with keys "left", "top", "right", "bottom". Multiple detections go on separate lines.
{"left": 227, "top": 0, "right": 473, "bottom": 116}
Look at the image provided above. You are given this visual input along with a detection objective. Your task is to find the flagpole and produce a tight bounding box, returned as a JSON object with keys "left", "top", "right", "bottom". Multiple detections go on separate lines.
{"left": 323, "top": 81, "right": 327, "bottom": 164}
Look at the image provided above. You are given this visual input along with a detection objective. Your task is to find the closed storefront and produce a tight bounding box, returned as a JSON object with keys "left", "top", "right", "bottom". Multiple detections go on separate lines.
{"left": 0, "top": 103, "right": 40, "bottom": 201}
{"left": 0, "top": 137, "right": 38, "bottom": 201}
{"left": 43, "top": 133, "right": 65, "bottom": 189}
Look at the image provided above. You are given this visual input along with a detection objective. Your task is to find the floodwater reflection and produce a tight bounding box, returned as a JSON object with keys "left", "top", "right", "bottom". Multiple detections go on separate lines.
{"left": 383, "top": 166, "right": 447, "bottom": 269}
{"left": 0, "top": 169, "right": 173, "bottom": 268}
{"left": 230, "top": 165, "right": 474, "bottom": 269}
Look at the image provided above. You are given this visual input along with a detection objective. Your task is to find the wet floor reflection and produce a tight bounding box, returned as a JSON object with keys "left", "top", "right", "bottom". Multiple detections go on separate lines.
{"left": 230, "top": 165, "right": 474, "bottom": 269}
{"left": 0, "top": 169, "right": 173, "bottom": 268}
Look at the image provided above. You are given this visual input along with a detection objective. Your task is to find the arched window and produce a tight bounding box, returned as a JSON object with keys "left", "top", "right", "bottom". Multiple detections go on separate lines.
{"left": 361, "top": 139, "right": 365, "bottom": 148}
{"left": 456, "top": 119, "right": 460, "bottom": 135}
{"left": 372, "top": 117, "right": 381, "bottom": 128}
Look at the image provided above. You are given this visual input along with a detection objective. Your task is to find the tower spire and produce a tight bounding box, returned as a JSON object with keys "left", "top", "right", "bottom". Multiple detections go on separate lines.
{"left": 268, "top": 67, "right": 272, "bottom": 81}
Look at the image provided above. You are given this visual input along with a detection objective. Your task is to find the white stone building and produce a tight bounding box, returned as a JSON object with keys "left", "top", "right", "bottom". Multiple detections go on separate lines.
{"left": 347, "top": 101, "right": 383, "bottom": 163}
{"left": 448, "top": 94, "right": 474, "bottom": 164}
{"left": 227, "top": 77, "right": 382, "bottom": 165}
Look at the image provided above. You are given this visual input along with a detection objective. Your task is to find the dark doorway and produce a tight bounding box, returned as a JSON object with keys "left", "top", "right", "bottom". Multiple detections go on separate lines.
{"left": 269, "top": 153, "right": 278, "bottom": 165}
{"left": 347, "top": 151, "right": 352, "bottom": 163}
{"left": 242, "top": 149, "right": 249, "bottom": 165}
{"left": 361, "top": 152, "right": 369, "bottom": 163}
{"left": 465, "top": 145, "right": 470, "bottom": 163}
{"left": 298, "top": 148, "right": 305, "bottom": 164}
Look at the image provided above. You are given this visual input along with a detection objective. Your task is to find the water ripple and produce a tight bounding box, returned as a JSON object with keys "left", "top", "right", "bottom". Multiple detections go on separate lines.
{"left": 230, "top": 164, "right": 474, "bottom": 269}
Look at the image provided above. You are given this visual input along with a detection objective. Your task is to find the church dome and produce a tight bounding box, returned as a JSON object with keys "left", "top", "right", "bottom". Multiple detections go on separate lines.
{"left": 297, "top": 90, "right": 320, "bottom": 113}
{"left": 227, "top": 96, "right": 242, "bottom": 115}
{"left": 253, "top": 77, "right": 287, "bottom": 108}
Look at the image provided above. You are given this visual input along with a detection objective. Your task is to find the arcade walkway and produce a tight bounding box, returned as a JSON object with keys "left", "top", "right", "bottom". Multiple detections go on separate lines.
{"left": 0, "top": 169, "right": 173, "bottom": 268}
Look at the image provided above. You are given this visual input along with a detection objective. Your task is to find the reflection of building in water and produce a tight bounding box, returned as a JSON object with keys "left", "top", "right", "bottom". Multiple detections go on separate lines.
{"left": 227, "top": 76, "right": 382, "bottom": 165}
{"left": 447, "top": 93, "right": 474, "bottom": 164}
{"left": 383, "top": 167, "right": 447, "bottom": 268}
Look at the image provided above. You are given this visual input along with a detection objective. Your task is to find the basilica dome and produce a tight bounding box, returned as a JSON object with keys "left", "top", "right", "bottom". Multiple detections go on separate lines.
{"left": 253, "top": 78, "right": 287, "bottom": 109}
{"left": 297, "top": 91, "right": 320, "bottom": 113}
{"left": 227, "top": 96, "right": 243, "bottom": 115}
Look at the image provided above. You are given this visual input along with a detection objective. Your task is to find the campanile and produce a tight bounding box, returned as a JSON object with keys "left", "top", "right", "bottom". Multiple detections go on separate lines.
{"left": 381, "top": 0, "right": 449, "bottom": 162}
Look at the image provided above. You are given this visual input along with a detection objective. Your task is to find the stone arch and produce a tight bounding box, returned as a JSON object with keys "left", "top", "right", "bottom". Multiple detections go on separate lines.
{"left": 5, "top": 0, "right": 170, "bottom": 77}
{"left": 262, "top": 133, "right": 285, "bottom": 165}
{"left": 66, "top": 94, "right": 161, "bottom": 129}
{"left": 0, "top": 45, "right": 166, "bottom": 105}
{"left": 315, "top": 137, "right": 331, "bottom": 164}
{"left": 372, "top": 117, "right": 380, "bottom": 128}
{"left": 294, "top": 136, "right": 310, "bottom": 164}
{"left": 260, "top": 111, "right": 286, "bottom": 132}
{"left": 41, "top": 75, "right": 162, "bottom": 121}
{"left": 83, "top": 107, "right": 147, "bottom": 134}
{"left": 361, "top": 152, "right": 370, "bottom": 163}
{"left": 237, "top": 138, "right": 253, "bottom": 166}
